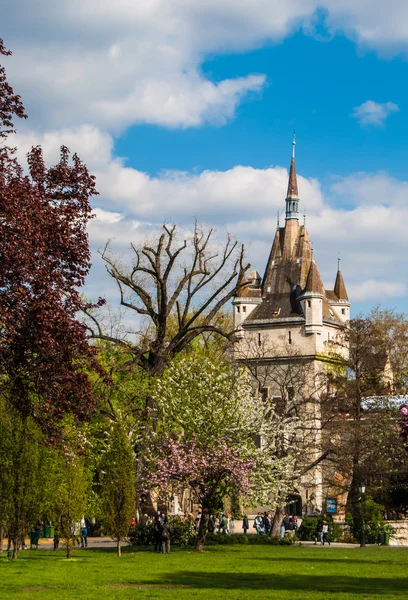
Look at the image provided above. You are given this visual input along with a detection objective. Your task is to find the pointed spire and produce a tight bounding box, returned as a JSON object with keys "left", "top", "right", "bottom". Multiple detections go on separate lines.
{"left": 334, "top": 264, "right": 349, "bottom": 301}
{"left": 287, "top": 131, "right": 299, "bottom": 199}
{"left": 305, "top": 258, "right": 325, "bottom": 295}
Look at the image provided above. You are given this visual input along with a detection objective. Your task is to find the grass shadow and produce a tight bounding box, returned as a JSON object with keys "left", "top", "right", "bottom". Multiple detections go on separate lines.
{"left": 138, "top": 571, "right": 408, "bottom": 595}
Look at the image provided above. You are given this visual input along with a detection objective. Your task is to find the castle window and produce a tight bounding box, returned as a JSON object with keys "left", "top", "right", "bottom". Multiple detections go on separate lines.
{"left": 243, "top": 306, "right": 246, "bottom": 313}
{"left": 258, "top": 333, "right": 261, "bottom": 347}
{"left": 288, "top": 331, "right": 292, "bottom": 344}
{"left": 237, "top": 306, "right": 240, "bottom": 313}
{"left": 342, "top": 308, "right": 345, "bottom": 315}
{"left": 307, "top": 300, "right": 311, "bottom": 308}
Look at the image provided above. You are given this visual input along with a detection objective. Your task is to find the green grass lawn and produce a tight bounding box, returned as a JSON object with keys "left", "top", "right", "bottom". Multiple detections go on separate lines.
{"left": 1, "top": 545, "right": 407, "bottom": 599}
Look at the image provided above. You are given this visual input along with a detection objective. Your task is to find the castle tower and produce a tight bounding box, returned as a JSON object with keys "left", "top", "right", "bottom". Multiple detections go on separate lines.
{"left": 235, "top": 136, "right": 350, "bottom": 356}
{"left": 233, "top": 138, "right": 351, "bottom": 516}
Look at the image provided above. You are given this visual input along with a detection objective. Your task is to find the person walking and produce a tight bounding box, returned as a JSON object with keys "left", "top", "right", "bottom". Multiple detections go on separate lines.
{"left": 160, "top": 518, "right": 172, "bottom": 554}
{"left": 80, "top": 514, "right": 88, "bottom": 548}
{"left": 322, "top": 521, "right": 331, "bottom": 545}
{"left": 242, "top": 514, "right": 249, "bottom": 534}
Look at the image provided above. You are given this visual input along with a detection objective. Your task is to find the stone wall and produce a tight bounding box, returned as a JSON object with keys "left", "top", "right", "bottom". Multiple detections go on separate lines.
{"left": 389, "top": 520, "right": 408, "bottom": 546}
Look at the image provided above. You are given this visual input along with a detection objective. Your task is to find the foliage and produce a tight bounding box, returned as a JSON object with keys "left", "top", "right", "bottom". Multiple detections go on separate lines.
{"left": 128, "top": 516, "right": 197, "bottom": 547}
{"left": 0, "top": 400, "right": 49, "bottom": 559}
{"left": 100, "top": 421, "right": 136, "bottom": 556}
{"left": 149, "top": 349, "right": 299, "bottom": 506}
{"left": 0, "top": 40, "right": 103, "bottom": 433}
{"left": 326, "top": 311, "right": 408, "bottom": 522}
{"left": 47, "top": 423, "right": 90, "bottom": 558}
{"left": 297, "top": 516, "right": 342, "bottom": 542}
{"left": 346, "top": 498, "right": 396, "bottom": 544}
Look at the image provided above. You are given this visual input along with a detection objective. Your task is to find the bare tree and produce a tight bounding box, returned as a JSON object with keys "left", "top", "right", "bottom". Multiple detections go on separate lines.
{"left": 85, "top": 221, "right": 249, "bottom": 376}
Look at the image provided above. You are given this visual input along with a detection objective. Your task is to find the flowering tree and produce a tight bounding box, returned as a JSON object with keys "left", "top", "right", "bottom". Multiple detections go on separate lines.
{"left": 141, "top": 348, "right": 300, "bottom": 550}
{"left": 148, "top": 437, "right": 254, "bottom": 551}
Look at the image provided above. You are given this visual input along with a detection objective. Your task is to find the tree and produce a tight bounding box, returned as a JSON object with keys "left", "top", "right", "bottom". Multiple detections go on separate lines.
{"left": 85, "top": 222, "right": 249, "bottom": 376}
{"left": 141, "top": 348, "right": 299, "bottom": 550}
{"left": 327, "top": 312, "right": 408, "bottom": 523}
{"left": 0, "top": 398, "right": 48, "bottom": 559}
{"left": 147, "top": 437, "right": 254, "bottom": 551}
{"left": 100, "top": 421, "right": 135, "bottom": 556}
{"left": 51, "top": 450, "right": 89, "bottom": 559}
{"left": 0, "top": 40, "right": 103, "bottom": 432}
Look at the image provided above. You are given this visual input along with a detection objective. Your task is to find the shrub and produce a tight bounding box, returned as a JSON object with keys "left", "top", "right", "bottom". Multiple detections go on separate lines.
{"left": 298, "top": 515, "right": 342, "bottom": 542}
{"left": 346, "top": 499, "right": 396, "bottom": 544}
{"left": 128, "top": 516, "right": 197, "bottom": 547}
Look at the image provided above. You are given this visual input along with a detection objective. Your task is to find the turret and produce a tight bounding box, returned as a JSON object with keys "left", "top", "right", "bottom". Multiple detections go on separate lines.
{"left": 328, "top": 259, "right": 350, "bottom": 323}
{"left": 233, "top": 270, "right": 262, "bottom": 329}
{"left": 300, "top": 255, "right": 324, "bottom": 334}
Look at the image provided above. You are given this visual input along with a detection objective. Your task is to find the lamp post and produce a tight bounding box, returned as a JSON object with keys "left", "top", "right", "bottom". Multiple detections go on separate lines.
{"left": 358, "top": 484, "right": 366, "bottom": 547}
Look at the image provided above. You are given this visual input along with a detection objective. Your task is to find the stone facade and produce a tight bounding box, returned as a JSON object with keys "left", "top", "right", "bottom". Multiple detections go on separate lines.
{"left": 233, "top": 140, "right": 350, "bottom": 514}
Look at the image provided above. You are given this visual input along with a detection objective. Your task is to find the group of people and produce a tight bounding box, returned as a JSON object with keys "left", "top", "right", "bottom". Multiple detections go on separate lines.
{"left": 279, "top": 514, "right": 298, "bottom": 538}
{"left": 153, "top": 512, "right": 172, "bottom": 554}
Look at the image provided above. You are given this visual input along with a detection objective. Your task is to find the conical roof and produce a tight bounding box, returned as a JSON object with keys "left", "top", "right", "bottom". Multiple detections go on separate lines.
{"left": 334, "top": 269, "right": 349, "bottom": 301}
{"left": 304, "top": 259, "right": 325, "bottom": 295}
{"left": 287, "top": 156, "right": 299, "bottom": 198}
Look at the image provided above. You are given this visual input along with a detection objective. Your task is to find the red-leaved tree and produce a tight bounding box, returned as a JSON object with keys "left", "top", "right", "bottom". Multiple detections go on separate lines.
{"left": 0, "top": 39, "right": 103, "bottom": 433}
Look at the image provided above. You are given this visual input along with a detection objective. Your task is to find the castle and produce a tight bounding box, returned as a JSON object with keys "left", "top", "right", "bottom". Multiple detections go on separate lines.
{"left": 233, "top": 137, "right": 350, "bottom": 515}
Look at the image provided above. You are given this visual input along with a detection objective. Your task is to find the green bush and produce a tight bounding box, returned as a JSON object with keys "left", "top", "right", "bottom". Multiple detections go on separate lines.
{"left": 128, "top": 516, "right": 197, "bottom": 547}
{"left": 346, "top": 499, "right": 396, "bottom": 544}
{"left": 168, "top": 516, "right": 197, "bottom": 547}
{"left": 128, "top": 521, "right": 155, "bottom": 546}
{"left": 298, "top": 515, "right": 342, "bottom": 542}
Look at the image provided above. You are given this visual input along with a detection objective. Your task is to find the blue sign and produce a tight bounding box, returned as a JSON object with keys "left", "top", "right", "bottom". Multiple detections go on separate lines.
{"left": 326, "top": 498, "right": 337, "bottom": 514}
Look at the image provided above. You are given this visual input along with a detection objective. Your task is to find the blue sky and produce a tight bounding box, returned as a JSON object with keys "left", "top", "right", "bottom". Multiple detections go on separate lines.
{"left": 117, "top": 30, "right": 406, "bottom": 181}
{"left": 1, "top": 1, "right": 408, "bottom": 317}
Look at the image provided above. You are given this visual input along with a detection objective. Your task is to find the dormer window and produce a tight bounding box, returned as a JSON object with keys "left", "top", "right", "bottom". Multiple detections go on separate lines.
{"left": 237, "top": 306, "right": 240, "bottom": 313}
{"left": 243, "top": 306, "right": 246, "bottom": 313}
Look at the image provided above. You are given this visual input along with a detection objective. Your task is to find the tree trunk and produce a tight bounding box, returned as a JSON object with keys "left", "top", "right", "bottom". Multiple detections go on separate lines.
{"left": 117, "top": 537, "right": 121, "bottom": 557}
{"left": 0, "top": 527, "right": 4, "bottom": 554}
{"left": 12, "top": 538, "right": 19, "bottom": 560}
{"left": 195, "top": 507, "right": 209, "bottom": 552}
{"left": 271, "top": 506, "right": 285, "bottom": 537}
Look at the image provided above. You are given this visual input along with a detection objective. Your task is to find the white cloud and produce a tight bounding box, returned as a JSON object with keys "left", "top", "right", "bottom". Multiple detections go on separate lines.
{"left": 348, "top": 281, "right": 406, "bottom": 303}
{"left": 351, "top": 100, "right": 399, "bottom": 127}
{"left": 13, "top": 125, "right": 408, "bottom": 310}
{"left": 331, "top": 172, "right": 408, "bottom": 207}
{"left": 3, "top": 1, "right": 408, "bottom": 132}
